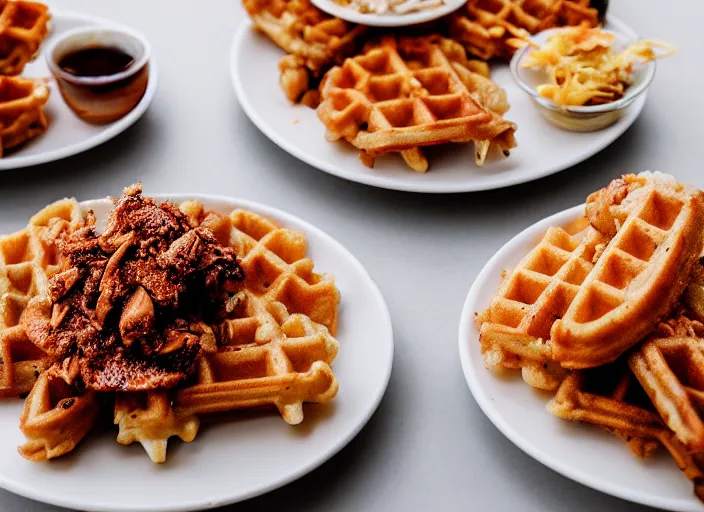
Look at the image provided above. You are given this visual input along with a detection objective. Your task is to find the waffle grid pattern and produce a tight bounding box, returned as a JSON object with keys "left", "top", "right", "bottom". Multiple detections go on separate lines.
{"left": 113, "top": 202, "right": 341, "bottom": 462}
{"left": 0, "top": 199, "right": 80, "bottom": 397}
{"left": 318, "top": 36, "right": 516, "bottom": 172}
{"left": 553, "top": 186, "right": 704, "bottom": 367}
{"left": 0, "top": 0, "right": 50, "bottom": 75}
{"left": 449, "top": 0, "right": 599, "bottom": 61}
{"left": 479, "top": 223, "right": 608, "bottom": 389}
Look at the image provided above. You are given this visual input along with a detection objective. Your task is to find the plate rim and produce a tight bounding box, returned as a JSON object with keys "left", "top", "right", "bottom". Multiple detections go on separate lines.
{"left": 0, "top": 10, "right": 159, "bottom": 171}
{"left": 231, "top": 16, "right": 646, "bottom": 194}
{"left": 0, "top": 193, "right": 394, "bottom": 512}
{"left": 309, "top": 0, "right": 465, "bottom": 27}
{"left": 457, "top": 203, "right": 700, "bottom": 512}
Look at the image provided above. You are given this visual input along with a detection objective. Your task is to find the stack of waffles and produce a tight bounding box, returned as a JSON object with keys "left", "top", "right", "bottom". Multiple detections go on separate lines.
{"left": 0, "top": 76, "right": 49, "bottom": 156}
{"left": 243, "top": 0, "right": 602, "bottom": 171}
{"left": 0, "top": 0, "right": 50, "bottom": 75}
{"left": 0, "top": 199, "right": 81, "bottom": 398}
{"left": 112, "top": 201, "right": 341, "bottom": 462}
{"left": 0, "top": 1, "right": 51, "bottom": 154}
{"left": 318, "top": 36, "right": 516, "bottom": 172}
{"left": 449, "top": 0, "right": 600, "bottom": 61}
{"left": 243, "top": 0, "right": 367, "bottom": 105}
{"left": 0, "top": 195, "right": 341, "bottom": 463}
{"left": 476, "top": 172, "right": 704, "bottom": 502}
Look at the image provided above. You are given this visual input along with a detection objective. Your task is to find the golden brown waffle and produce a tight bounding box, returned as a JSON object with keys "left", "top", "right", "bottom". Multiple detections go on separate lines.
{"left": 449, "top": 0, "right": 599, "bottom": 61}
{"left": 113, "top": 202, "right": 340, "bottom": 462}
{"left": 630, "top": 315, "right": 704, "bottom": 453}
{"left": 0, "top": 76, "right": 49, "bottom": 156}
{"left": 318, "top": 36, "right": 516, "bottom": 173}
{"left": 549, "top": 366, "right": 663, "bottom": 456}
{"left": 0, "top": 1, "right": 50, "bottom": 75}
{"left": 243, "top": 0, "right": 366, "bottom": 102}
{"left": 477, "top": 218, "right": 609, "bottom": 390}
{"left": 18, "top": 368, "right": 99, "bottom": 461}
{"left": 279, "top": 53, "right": 320, "bottom": 106}
{"left": 0, "top": 199, "right": 81, "bottom": 398}
{"left": 114, "top": 392, "right": 199, "bottom": 463}
{"left": 549, "top": 366, "right": 704, "bottom": 501}
{"left": 179, "top": 294, "right": 339, "bottom": 420}
{"left": 552, "top": 175, "right": 704, "bottom": 368}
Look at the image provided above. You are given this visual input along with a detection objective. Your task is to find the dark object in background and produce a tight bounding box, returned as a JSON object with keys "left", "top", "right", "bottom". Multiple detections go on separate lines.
{"left": 592, "top": 0, "right": 609, "bottom": 23}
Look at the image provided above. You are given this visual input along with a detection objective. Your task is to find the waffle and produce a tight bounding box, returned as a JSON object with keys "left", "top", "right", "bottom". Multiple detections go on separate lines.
{"left": 318, "top": 36, "right": 517, "bottom": 172}
{"left": 115, "top": 391, "right": 199, "bottom": 463}
{"left": 552, "top": 174, "right": 704, "bottom": 368}
{"left": 0, "top": 76, "right": 49, "bottom": 156}
{"left": 0, "top": 1, "right": 50, "bottom": 75}
{"left": 279, "top": 53, "right": 320, "bottom": 106}
{"left": 0, "top": 198, "right": 81, "bottom": 398}
{"left": 549, "top": 366, "right": 704, "bottom": 501}
{"left": 113, "top": 202, "right": 340, "bottom": 462}
{"left": 477, "top": 218, "right": 609, "bottom": 390}
{"left": 243, "top": 0, "right": 366, "bottom": 103}
{"left": 18, "top": 367, "right": 99, "bottom": 461}
{"left": 549, "top": 366, "right": 664, "bottom": 455}
{"left": 629, "top": 315, "right": 704, "bottom": 453}
{"left": 449, "top": 0, "right": 600, "bottom": 61}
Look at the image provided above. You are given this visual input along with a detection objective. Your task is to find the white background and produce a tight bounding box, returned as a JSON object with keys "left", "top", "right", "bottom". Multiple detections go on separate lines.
{"left": 0, "top": 0, "right": 692, "bottom": 510}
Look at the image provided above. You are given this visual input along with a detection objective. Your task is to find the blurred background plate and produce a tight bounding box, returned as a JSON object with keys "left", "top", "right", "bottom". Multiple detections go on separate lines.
{"left": 0, "top": 11, "right": 158, "bottom": 171}
{"left": 231, "top": 17, "right": 644, "bottom": 193}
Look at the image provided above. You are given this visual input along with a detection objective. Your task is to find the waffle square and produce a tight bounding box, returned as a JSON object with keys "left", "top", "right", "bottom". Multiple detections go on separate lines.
{"left": 0, "top": 76, "right": 49, "bottom": 155}
{"left": 549, "top": 365, "right": 704, "bottom": 501}
{"left": 552, "top": 180, "right": 704, "bottom": 368}
{"left": 244, "top": 0, "right": 366, "bottom": 103}
{"left": 18, "top": 368, "right": 99, "bottom": 461}
{"left": 449, "top": 0, "right": 599, "bottom": 61}
{"left": 630, "top": 315, "right": 704, "bottom": 453}
{"left": 0, "top": 198, "right": 81, "bottom": 397}
{"left": 112, "top": 202, "right": 341, "bottom": 462}
{"left": 549, "top": 365, "right": 664, "bottom": 456}
{"left": 0, "top": 0, "right": 50, "bottom": 75}
{"left": 478, "top": 220, "right": 609, "bottom": 390}
{"left": 318, "top": 36, "right": 516, "bottom": 172}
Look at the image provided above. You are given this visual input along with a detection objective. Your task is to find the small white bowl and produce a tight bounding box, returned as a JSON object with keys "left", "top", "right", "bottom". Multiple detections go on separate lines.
{"left": 44, "top": 25, "right": 151, "bottom": 124}
{"left": 310, "top": 0, "right": 465, "bottom": 27}
{"left": 510, "top": 27, "right": 655, "bottom": 132}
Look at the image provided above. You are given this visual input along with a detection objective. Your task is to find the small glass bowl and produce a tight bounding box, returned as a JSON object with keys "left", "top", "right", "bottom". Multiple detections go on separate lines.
{"left": 509, "top": 27, "right": 656, "bottom": 132}
{"left": 45, "top": 26, "right": 151, "bottom": 124}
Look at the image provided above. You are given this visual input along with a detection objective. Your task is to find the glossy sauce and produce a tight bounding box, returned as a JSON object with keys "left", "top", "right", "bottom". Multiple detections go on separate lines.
{"left": 59, "top": 47, "right": 134, "bottom": 77}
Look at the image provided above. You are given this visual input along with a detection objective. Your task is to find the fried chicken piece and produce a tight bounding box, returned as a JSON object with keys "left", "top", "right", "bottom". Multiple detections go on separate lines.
{"left": 23, "top": 184, "right": 245, "bottom": 392}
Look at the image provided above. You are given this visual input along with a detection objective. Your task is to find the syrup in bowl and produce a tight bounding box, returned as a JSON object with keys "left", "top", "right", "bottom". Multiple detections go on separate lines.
{"left": 46, "top": 26, "right": 151, "bottom": 124}
{"left": 58, "top": 47, "right": 135, "bottom": 78}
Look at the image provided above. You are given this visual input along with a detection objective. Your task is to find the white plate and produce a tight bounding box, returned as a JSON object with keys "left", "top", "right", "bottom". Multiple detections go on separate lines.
{"left": 0, "top": 11, "right": 158, "bottom": 171}
{"left": 310, "top": 0, "right": 465, "bottom": 27}
{"left": 0, "top": 194, "right": 394, "bottom": 512}
{"left": 458, "top": 204, "right": 703, "bottom": 512}
{"left": 231, "top": 17, "right": 645, "bottom": 193}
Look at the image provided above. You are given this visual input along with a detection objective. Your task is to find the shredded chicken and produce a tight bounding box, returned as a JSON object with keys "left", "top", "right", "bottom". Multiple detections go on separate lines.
{"left": 25, "top": 184, "right": 244, "bottom": 391}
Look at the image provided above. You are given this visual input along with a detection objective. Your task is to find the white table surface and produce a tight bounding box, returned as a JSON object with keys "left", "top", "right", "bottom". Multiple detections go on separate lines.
{"left": 0, "top": 0, "right": 692, "bottom": 510}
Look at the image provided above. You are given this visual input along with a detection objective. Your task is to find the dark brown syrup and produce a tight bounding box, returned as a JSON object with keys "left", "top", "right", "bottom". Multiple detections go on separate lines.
{"left": 59, "top": 47, "right": 134, "bottom": 77}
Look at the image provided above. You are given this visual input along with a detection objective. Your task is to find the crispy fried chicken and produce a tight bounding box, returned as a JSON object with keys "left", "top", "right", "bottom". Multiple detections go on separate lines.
{"left": 23, "top": 184, "right": 244, "bottom": 391}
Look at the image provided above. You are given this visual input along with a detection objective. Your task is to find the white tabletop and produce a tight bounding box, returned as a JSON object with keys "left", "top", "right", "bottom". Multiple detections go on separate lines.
{"left": 0, "top": 0, "right": 690, "bottom": 510}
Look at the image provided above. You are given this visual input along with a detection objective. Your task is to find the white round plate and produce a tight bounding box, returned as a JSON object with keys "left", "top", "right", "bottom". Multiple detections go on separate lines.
{"left": 0, "top": 195, "right": 394, "bottom": 512}
{"left": 458, "top": 204, "right": 703, "bottom": 512}
{"left": 0, "top": 11, "right": 158, "bottom": 171}
{"left": 310, "top": 0, "right": 465, "bottom": 27}
{"left": 231, "top": 17, "right": 645, "bottom": 193}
